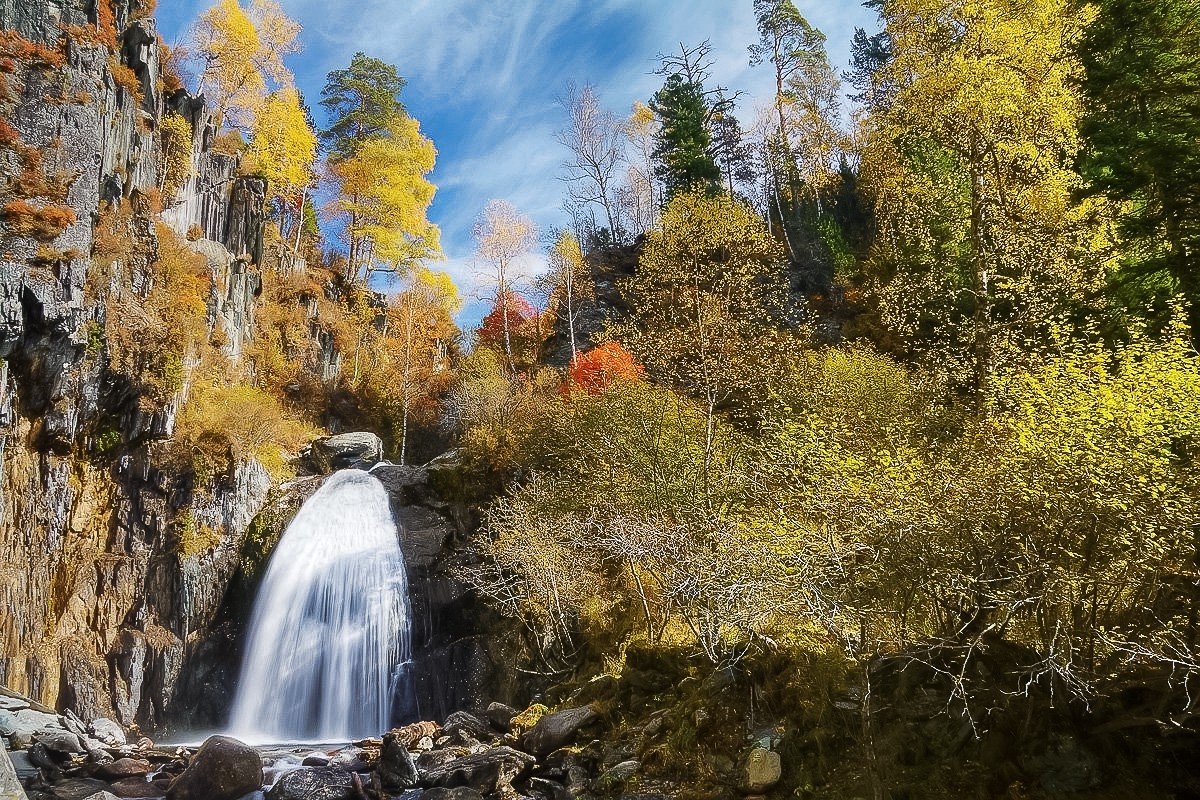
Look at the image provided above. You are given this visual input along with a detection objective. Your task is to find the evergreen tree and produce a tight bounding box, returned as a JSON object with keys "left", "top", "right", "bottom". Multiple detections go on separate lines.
{"left": 648, "top": 74, "right": 721, "bottom": 199}
{"left": 320, "top": 52, "right": 407, "bottom": 158}
{"left": 1078, "top": 0, "right": 1200, "bottom": 338}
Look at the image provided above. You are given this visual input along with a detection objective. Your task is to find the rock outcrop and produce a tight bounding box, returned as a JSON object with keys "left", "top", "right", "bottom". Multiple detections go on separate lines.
{"left": 0, "top": 0, "right": 282, "bottom": 729}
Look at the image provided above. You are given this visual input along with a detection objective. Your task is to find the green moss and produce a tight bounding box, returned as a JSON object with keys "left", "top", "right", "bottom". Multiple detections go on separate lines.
{"left": 177, "top": 509, "right": 221, "bottom": 558}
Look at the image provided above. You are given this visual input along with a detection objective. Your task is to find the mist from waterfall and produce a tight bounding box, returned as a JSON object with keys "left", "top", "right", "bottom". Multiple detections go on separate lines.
{"left": 228, "top": 469, "right": 411, "bottom": 743}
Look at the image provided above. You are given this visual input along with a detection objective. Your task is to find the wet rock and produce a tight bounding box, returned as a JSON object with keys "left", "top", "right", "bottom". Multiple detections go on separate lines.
{"left": 0, "top": 745, "right": 27, "bottom": 800}
{"left": 521, "top": 707, "right": 599, "bottom": 759}
{"left": 48, "top": 779, "right": 111, "bottom": 800}
{"left": 419, "top": 790, "right": 484, "bottom": 800}
{"left": 88, "top": 720, "right": 126, "bottom": 748}
{"left": 740, "top": 747, "right": 781, "bottom": 793}
{"left": 389, "top": 722, "right": 441, "bottom": 750}
{"left": 485, "top": 703, "right": 518, "bottom": 731}
{"left": 378, "top": 729, "right": 419, "bottom": 792}
{"left": 34, "top": 729, "right": 85, "bottom": 756}
{"left": 95, "top": 759, "right": 151, "bottom": 780}
{"left": 328, "top": 746, "right": 371, "bottom": 772}
{"left": 308, "top": 432, "right": 384, "bottom": 472}
{"left": 420, "top": 747, "right": 535, "bottom": 795}
{"left": 265, "top": 766, "right": 354, "bottom": 800}
{"left": 443, "top": 711, "right": 493, "bottom": 743}
{"left": 106, "top": 777, "right": 172, "bottom": 798}
{"left": 165, "top": 735, "right": 262, "bottom": 800}
{"left": 79, "top": 793, "right": 121, "bottom": 800}
{"left": 301, "top": 752, "right": 330, "bottom": 767}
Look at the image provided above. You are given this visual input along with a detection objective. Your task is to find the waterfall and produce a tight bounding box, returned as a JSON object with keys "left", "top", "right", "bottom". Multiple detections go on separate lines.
{"left": 228, "top": 469, "right": 411, "bottom": 743}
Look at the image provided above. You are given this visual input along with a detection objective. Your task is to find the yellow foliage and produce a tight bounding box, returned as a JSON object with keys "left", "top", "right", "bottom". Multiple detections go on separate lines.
{"left": 328, "top": 111, "right": 442, "bottom": 279}
{"left": 247, "top": 87, "right": 316, "bottom": 200}
{"left": 177, "top": 381, "right": 314, "bottom": 480}
{"left": 159, "top": 112, "right": 194, "bottom": 198}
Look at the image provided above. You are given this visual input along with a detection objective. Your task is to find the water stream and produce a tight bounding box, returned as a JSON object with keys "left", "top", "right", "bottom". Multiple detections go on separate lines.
{"left": 228, "top": 469, "right": 411, "bottom": 743}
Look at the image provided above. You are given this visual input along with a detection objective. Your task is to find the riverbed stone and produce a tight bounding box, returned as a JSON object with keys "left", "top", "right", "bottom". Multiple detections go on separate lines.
{"left": 48, "top": 778, "right": 111, "bottom": 800}
{"left": 419, "top": 789, "right": 484, "bottom": 800}
{"left": 165, "top": 735, "right": 262, "bottom": 800}
{"left": 108, "top": 776, "right": 172, "bottom": 798}
{"left": 521, "top": 706, "right": 599, "bottom": 758}
{"left": 421, "top": 747, "right": 535, "bottom": 795}
{"left": 95, "top": 758, "right": 151, "bottom": 780}
{"left": 88, "top": 719, "right": 126, "bottom": 748}
{"left": 379, "top": 729, "right": 420, "bottom": 791}
{"left": 0, "top": 745, "right": 27, "bottom": 800}
{"left": 443, "top": 711, "right": 493, "bottom": 743}
{"left": 265, "top": 766, "right": 355, "bottom": 800}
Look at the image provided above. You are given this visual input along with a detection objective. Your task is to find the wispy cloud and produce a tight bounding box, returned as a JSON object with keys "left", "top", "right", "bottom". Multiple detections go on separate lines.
{"left": 158, "top": 1, "right": 880, "bottom": 329}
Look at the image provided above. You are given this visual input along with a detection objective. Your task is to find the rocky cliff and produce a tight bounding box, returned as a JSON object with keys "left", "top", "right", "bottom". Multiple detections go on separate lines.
{"left": 0, "top": 0, "right": 328, "bottom": 732}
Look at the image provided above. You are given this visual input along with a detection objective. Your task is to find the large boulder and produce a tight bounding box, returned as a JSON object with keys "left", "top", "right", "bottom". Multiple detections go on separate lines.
{"left": 265, "top": 766, "right": 355, "bottom": 800}
{"left": 166, "top": 735, "right": 262, "bottom": 800}
{"left": 0, "top": 745, "right": 27, "bottom": 800}
{"left": 421, "top": 747, "right": 534, "bottom": 796}
{"left": 308, "top": 432, "right": 384, "bottom": 472}
{"left": 87, "top": 719, "right": 126, "bottom": 748}
{"left": 378, "top": 729, "right": 419, "bottom": 792}
{"left": 521, "top": 706, "right": 599, "bottom": 758}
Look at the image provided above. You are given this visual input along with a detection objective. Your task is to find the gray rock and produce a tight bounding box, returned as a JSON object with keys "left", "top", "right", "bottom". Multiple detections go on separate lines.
{"left": 740, "top": 747, "right": 781, "bottom": 793}
{"left": 46, "top": 778, "right": 110, "bottom": 800}
{"left": 442, "top": 711, "right": 493, "bottom": 743}
{"left": 521, "top": 706, "right": 599, "bottom": 758}
{"left": 420, "top": 747, "right": 535, "bottom": 795}
{"left": 308, "top": 432, "right": 384, "bottom": 472}
{"left": 419, "top": 790, "right": 483, "bottom": 800}
{"left": 0, "top": 745, "right": 27, "bottom": 800}
{"left": 34, "top": 729, "right": 85, "bottom": 755}
{"left": 301, "top": 752, "right": 330, "bottom": 767}
{"left": 265, "top": 766, "right": 354, "bottom": 800}
{"left": 378, "top": 729, "right": 419, "bottom": 792}
{"left": 485, "top": 703, "right": 518, "bottom": 731}
{"left": 166, "top": 735, "right": 262, "bottom": 800}
{"left": 95, "top": 758, "right": 151, "bottom": 780}
{"left": 0, "top": 709, "right": 61, "bottom": 740}
{"left": 328, "top": 746, "right": 370, "bottom": 772}
{"left": 79, "top": 793, "right": 122, "bottom": 800}
{"left": 0, "top": 698, "right": 28, "bottom": 713}
{"left": 88, "top": 719, "right": 126, "bottom": 748}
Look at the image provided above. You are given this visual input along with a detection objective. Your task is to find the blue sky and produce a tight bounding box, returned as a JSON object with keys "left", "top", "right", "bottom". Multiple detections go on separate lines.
{"left": 156, "top": 1, "right": 879, "bottom": 329}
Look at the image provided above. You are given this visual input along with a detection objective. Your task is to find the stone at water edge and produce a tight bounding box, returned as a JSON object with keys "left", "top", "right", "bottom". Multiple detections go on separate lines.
{"left": 0, "top": 745, "right": 27, "bottom": 800}
{"left": 265, "top": 766, "right": 355, "bottom": 800}
{"left": 165, "top": 735, "right": 262, "bottom": 800}
{"left": 521, "top": 705, "right": 599, "bottom": 758}
{"left": 741, "top": 747, "right": 782, "bottom": 793}
{"left": 442, "top": 711, "right": 494, "bottom": 743}
{"left": 421, "top": 747, "right": 535, "bottom": 796}
{"left": 378, "top": 729, "right": 419, "bottom": 792}
{"left": 79, "top": 793, "right": 122, "bottom": 800}
{"left": 95, "top": 758, "right": 151, "bottom": 780}
{"left": 88, "top": 719, "right": 126, "bottom": 748}
{"left": 418, "top": 789, "right": 484, "bottom": 800}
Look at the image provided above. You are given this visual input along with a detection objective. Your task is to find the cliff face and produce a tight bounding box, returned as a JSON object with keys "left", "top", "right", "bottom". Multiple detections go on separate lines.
{"left": 0, "top": 0, "right": 300, "bottom": 731}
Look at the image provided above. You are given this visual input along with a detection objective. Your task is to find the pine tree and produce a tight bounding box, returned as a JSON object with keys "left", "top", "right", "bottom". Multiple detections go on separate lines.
{"left": 649, "top": 74, "right": 721, "bottom": 199}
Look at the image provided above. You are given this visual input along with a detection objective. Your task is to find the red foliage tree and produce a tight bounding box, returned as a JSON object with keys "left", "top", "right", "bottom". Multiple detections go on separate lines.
{"left": 477, "top": 291, "right": 536, "bottom": 351}
{"left": 566, "top": 341, "right": 644, "bottom": 395}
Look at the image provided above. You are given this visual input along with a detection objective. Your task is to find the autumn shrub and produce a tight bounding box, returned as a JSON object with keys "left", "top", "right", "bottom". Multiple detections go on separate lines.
{"left": 104, "top": 222, "right": 209, "bottom": 406}
{"left": 565, "top": 341, "right": 643, "bottom": 395}
{"left": 211, "top": 129, "right": 246, "bottom": 156}
{"left": 0, "top": 31, "right": 65, "bottom": 69}
{"left": 2, "top": 199, "right": 76, "bottom": 240}
{"left": 443, "top": 347, "right": 561, "bottom": 476}
{"left": 108, "top": 60, "right": 143, "bottom": 105}
{"left": 159, "top": 112, "right": 194, "bottom": 198}
{"left": 176, "top": 381, "right": 314, "bottom": 480}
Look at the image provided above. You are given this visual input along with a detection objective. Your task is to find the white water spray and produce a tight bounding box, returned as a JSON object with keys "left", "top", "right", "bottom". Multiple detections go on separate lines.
{"left": 228, "top": 469, "right": 411, "bottom": 743}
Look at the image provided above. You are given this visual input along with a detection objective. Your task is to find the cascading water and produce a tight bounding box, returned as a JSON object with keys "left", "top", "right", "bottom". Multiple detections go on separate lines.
{"left": 228, "top": 469, "right": 411, "bottom": 743}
